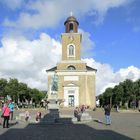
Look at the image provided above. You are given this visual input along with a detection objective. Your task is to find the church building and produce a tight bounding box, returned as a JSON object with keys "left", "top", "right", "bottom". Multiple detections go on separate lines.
{"left": 46, "top": 15, "right": 97, "bottom": 108}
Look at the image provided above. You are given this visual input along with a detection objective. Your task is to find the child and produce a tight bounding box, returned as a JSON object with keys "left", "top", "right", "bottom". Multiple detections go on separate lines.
{"left": 25, "top": 111, "right": 30, "bottom": 122}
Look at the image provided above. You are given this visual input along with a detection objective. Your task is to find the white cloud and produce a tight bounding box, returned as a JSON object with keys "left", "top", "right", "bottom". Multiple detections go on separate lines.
{"left": 3, "top": 0, "right": 132, "bottom": 28}
{"left": 116, "top": 66, "right": 140, "bottom": 81}
{"left": 0, "top": 0, "right": 23, "bottom": 10}
{"left": 0, "top": 28, "right": 95, "bottom": 90}
{"left": 83, "top": 58, "right": 140, "bottom": 95}
{"left": 0, "top": 33, "right": 61, "bottom": 90}
{"left": 79, "top": 29, "right": 95, "bottom": 58}
{"left": 0, "top": 30, "right": 140, "bottom": 95}
{"left": 89, "top": 0, "right": 131, "bottom": 25}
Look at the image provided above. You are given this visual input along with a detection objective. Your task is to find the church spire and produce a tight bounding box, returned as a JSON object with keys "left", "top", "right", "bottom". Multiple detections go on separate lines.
{"left": 70, "top": 11, "right": 73, "bottom": 16}
{"left": 64, "top": 14, "right": 79, "bottom": 33}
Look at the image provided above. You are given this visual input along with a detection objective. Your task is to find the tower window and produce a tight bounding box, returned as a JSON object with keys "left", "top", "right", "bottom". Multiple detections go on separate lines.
{"left": 69, "top": 23, "right": 74, "bottom": 32}
{"left": 69, "top": 45, "right": 74, "bottom": 56}
{"left": 67, "top": 65, "right": 76, "bottom": 70}
{"left": 67, "top": 44, "right": 75, "bottom": 58}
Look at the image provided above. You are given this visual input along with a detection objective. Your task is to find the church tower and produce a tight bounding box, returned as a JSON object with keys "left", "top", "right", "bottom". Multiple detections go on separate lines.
{"left": 61, "top": 16, "right": 81, "bottom": 61}
{"left": 46, "top": 15, "right": 97, "bottom": 108}
{"left": 57, "top": 16, "right": 86, "bottom": 72}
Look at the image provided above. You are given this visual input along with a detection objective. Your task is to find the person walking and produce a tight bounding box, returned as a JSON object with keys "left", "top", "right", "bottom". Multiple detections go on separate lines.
{"left": 8, "top": 100, "right": 14, "bottom": 120}
{"left": 2, "top": 102, "right": 10, "bottom": 128}
{"left": 104, "top": 104, "right": 111, "bottom": 125}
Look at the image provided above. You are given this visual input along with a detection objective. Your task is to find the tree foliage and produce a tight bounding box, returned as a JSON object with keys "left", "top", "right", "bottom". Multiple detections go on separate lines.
{"left": 0, "top": 78, "right": 8, "bottom": 97}
{"left": 99, "top": 79, "right": 140, "bottom": 108}
{"left": 0, "top": 78, "right": 46, "bottom": 104}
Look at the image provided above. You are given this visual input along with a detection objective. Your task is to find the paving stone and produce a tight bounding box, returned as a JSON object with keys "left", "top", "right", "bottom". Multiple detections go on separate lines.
{"left": 0, "top": 108, "right": 140, "bottom": 140}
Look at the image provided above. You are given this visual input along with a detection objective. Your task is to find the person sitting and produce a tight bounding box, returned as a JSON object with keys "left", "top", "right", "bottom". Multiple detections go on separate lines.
{"left": 80, "top": 105, "right": 86, "bottom": 113}
{"left": 36, "top": 112, "right": 41, "bottom": 122}
{"left": 74, "top": 107, "right": 81, "bottom": 121}
{"left": 25, "top": 111, "right": 30, "bottom": 122}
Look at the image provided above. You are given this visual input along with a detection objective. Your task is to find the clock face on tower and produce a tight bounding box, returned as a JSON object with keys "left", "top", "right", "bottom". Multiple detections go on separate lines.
{"left": 69, "top": 35, "right": 74, "bottom": 43}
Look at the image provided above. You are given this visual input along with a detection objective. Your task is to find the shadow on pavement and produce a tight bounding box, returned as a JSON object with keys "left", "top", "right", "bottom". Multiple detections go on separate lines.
{"left": 9, "top": 120, "right": 19, "bottom": 127}
{"left": 93, "top": 119, "right": 105, "bottom": 125}
{"left": 0, "top": 113, "right": 134, "bottom": 140}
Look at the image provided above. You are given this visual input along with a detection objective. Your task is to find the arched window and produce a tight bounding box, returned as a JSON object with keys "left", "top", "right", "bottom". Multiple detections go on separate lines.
{"left": 69, "top": 23, "right": 74, "bottom": 32}
{"left": 69, "top": 45, "right": 74, "bottom": 56}
{"left": 67, "top": 44, "right": 75, "bottom": 57}
{"left": 67, "top": 65, "right": 76, "bottom": 70}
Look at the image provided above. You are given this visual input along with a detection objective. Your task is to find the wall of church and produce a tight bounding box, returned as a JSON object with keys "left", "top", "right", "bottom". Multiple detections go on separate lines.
{"left": 57, "top": 63, "right": 86, "bottom": 70}
{"left": 57, "top": 75, "right": 64, "bottom": 100}
{"left": 47, "top": 16, "right": 96, "bottom": 109}
{"left": 47, "top": 71, "right": 96, "bottom": 108}
{"left": 86, "top": 75, "right": 96, "bottom": 108}
{"left": 61, "top": 33, "right": 81, "bottom": 60}
{"left": 78, "top": 74, "right": 96, "bottom": 108}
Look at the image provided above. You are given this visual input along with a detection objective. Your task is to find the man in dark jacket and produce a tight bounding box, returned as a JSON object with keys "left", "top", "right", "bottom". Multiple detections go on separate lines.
{"left": 104, "top": 104, "right": 111, "bottom": 125}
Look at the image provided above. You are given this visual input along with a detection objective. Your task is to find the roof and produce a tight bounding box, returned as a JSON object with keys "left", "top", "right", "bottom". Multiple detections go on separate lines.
{"left": 46, "top": 66, "right": 57, "bottom": 72}
{"left": 86, "top": 66, "right": 97, "bottom": 72}
{"left": 64, "top": 16, "right": 79, "bottom": 25}
{"left": 46, "top": 66, "right": 97, "bottom": 72}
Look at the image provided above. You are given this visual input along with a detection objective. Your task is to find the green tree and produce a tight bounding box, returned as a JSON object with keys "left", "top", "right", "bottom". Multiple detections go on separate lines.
{"left": 18, "top": 82, "right": 28, "bottom": 102}
{"left": 101, "top": 78, "right": 140, "bottom": 110}
{"left": 134, "top": 79, "right": 140, "bottom": 109}
{"left": 5, "top": 78, "right": 19, "bottom": 102}
{"left": 0, "top": 77, "right": 47, "bottom": 106}
{"left": 0, "top": 78, "right": 8, "bottom": 100}
{"left": 98, "top": 94, "right": 104, "bottom": 107}
{"left": 30, "top": 88, "right": 45, "bottom": 104}
{"left": 122, "top": 79, "right": 134, "bottom": 109}
{"left": 113, "top": 84, "right": 124, "bottom": 106}
{"left": 102, "top": 87, "right": 113, "bottom": 106}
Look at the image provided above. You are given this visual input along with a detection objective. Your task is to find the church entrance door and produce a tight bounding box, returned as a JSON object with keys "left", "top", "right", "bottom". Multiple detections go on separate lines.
{"left": 64, "top": 86, "right": 79, "bottom": 107}
{"left": 68, "top": 95, "right": 74, "bottom": 107}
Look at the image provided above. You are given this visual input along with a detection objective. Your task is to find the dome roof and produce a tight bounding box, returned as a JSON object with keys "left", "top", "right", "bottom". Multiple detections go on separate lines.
{"left": 64, "top": 16, "right": 79, "bottom": 25}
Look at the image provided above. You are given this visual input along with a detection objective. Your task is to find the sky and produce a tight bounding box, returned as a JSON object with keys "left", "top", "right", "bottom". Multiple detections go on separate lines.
{"left": 0, "top": 0, "right": 140, "bottom": 95}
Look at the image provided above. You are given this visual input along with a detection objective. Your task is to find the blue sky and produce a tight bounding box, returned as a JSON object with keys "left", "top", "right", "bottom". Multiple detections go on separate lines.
{"left": 0, "top": 0, "right": 140, "bottom": 71}
{"left": 0, "top": 0, "right": 140, "bottom": 94}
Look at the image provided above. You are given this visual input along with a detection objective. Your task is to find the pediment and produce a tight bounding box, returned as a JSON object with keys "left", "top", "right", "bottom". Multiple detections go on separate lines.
{"left": 63, "top": 82, "right": 79, "bottom": 87}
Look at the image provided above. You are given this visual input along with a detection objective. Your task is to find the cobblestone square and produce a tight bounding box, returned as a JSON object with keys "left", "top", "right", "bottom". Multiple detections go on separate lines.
{"left": 0, "top": 109, "right": 140, "bottom": 140}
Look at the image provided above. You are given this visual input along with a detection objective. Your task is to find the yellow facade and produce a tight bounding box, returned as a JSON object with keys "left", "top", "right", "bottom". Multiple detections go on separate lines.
{"left": 47, "top": 16, "right": 97, "bottom": 108}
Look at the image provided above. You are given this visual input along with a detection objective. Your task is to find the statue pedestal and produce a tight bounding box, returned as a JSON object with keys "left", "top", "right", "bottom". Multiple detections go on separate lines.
{"left": 80, "top": 112, "right": 92, "bottom": 121}
{"left": 72, "top": 112, "right": 92, "bottom": 123}
{"left": 48, "top": 98, "right": 59, "bottom": 119}
{"left": 43, "top": 95, "right": 59, "bottom": 123}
